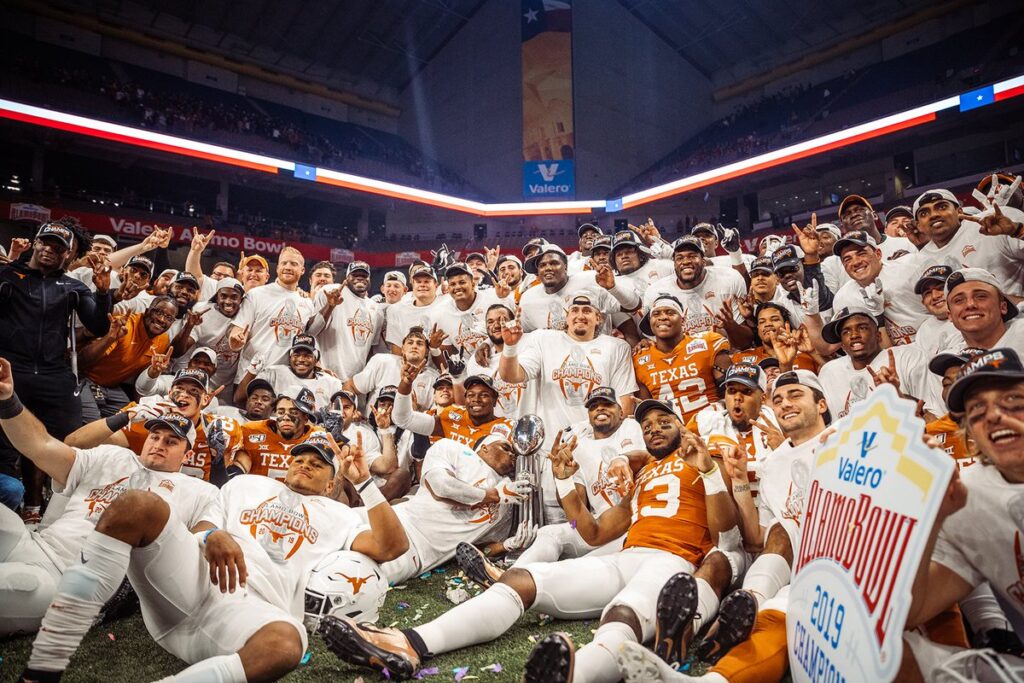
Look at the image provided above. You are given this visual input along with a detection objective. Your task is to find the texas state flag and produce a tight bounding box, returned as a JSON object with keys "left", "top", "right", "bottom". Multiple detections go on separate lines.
{"left": 522, "top": 0, "right": 572, "bottom": 41}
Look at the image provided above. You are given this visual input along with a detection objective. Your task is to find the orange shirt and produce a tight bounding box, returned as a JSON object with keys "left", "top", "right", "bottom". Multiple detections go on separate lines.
{"left": 926, "top": 414, "right": 975, "bottom": 469}
{"left": 435, "top": 405, "right": 514, "bottom": 447}
{"left": 624, "top": 453, "right": 713, "bottom": 566}
{"left": 633, "top": 332, "right": 729, "bottom": 422}
{"left": 731, "top": 347, "right": 817, "bottom": 372}
{"left": 123, "top": 412, "right": 244, "bottom": 481}
{"left": 84, "top": 313, "right": 170, "bottom": 387}
{"left": 239, "top": 420, "right": 326, "bottom": 481}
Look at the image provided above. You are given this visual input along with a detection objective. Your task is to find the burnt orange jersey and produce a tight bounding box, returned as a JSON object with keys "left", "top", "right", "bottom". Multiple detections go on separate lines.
{"left": 633, "top": 332, "right": 729, "bottom": 422}
{"left": 926, "top": 414, "right": 975, "bottom": 469}
{"left": 623, "top": 453, "right": 713, "bottom": 565}
{"left": 239, "top": 420, "right": 326, "bottom": 481}
{"left": 436, "top": 405, "right": 514, "bottom": 447}
{"left": 123, "top": 412, "right": 243, "bottom": 481}
{"left": 731, "top": 347, "right": 818, "bottom": 372}
{"left": 685, "top": 414, "right": 768, "bottom": 498}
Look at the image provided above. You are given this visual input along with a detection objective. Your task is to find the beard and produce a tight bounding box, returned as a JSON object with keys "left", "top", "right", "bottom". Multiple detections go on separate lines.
{"left": 648, "top": 431, "right": 682, "bottom": 459}
{"left": 488, "top": 332, "right": 503, "bottom": 345}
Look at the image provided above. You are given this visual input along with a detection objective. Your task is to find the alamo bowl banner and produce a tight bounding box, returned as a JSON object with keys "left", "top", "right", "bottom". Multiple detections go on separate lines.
{"left": 787, "top": 385, "right": 954, "bottom": 682}
{"left": 522, "top": 0, "right": 575, "bottom": 200}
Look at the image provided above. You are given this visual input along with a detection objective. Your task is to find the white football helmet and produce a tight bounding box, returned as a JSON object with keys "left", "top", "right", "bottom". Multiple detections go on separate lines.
{"left": 935, "top": 648, "right": 1024, "bottom": 683}
{"left": 303, "top": 551, "right": 387, "bottom": 632}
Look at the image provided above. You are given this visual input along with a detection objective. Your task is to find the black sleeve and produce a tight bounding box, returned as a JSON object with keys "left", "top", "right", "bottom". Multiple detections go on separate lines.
{"left": 73, "top": 281, "right": 112, "bottom": 337}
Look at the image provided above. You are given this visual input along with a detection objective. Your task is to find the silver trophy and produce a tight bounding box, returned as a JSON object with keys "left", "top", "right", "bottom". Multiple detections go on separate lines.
{"left": 512, "top": 414, "right": 545, "bottom": 529}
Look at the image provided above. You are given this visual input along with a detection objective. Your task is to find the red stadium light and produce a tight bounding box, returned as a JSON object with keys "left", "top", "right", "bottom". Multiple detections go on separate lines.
{"left": 0, "top": 73, "right": 1021, "bottom": 216}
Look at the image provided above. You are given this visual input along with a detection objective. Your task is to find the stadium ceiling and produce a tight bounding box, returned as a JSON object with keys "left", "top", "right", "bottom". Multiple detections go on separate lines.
{"left": 48, "top": 0, "right": 490, "bottom": 93}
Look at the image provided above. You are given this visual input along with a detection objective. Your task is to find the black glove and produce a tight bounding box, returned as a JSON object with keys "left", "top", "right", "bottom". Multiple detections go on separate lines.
{"left": 976, "top": 628, "right": 1024, "bottom": 656}
{"left": 315, "top": 408, "right": 346, "bottom": 443}
{"left": 445, "top": 349, "right": 466, "bottom": 378}
{"left": 206, "top": 418, "right": 228, "bottom": 465}
{"left": 717, "top": 223, "right": 741, "bottom": 253}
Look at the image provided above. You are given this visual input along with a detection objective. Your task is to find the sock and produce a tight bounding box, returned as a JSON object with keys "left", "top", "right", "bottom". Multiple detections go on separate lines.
{"left": 154, "top": 653, "right": 247, "bottom": 683}
{"left": 573, "top": 621, "right": 636, "bottom": 683}
{"left": 27, "top": 532, "right": 132, "bottom": 672}
{"left": 960, "top": 584, "right": 1011, "bottom": 634}
{"left": 740, "top": 554, "right": 790, "bottom": 607}
{"left": 711, "top": 610, "right": 789, "bottom": 683}
{"left": 694, "top": 577, "right": 721, "bottom": 633}
{"left": 413, "top": 582, "right": 524, "bottom": 655}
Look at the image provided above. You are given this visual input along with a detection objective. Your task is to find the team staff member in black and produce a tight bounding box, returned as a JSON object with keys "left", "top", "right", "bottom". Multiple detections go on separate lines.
{"left": 0, "top": 218, "right": 112, "bottom": 521}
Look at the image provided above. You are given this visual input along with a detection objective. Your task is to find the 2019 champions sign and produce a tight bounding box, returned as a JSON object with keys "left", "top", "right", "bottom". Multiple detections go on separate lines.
{"left": 787, "top": 385, "right": 954, "bottom": 682}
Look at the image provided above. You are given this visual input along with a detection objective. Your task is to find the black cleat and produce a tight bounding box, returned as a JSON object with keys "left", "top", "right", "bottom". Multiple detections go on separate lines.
{"left": 524, "top": 632, "right": 575, "bottom": 683}
{"left": 455, "top": 542, "right": 503, "bottom": 589}
{"left": 653, "top": 572, "right": 699, "bottom": 666}
{"left": 319, "top": 615, "right": 419, "bottom": 681}
{"left": 96, "top": 577, "right": 140, "bottom": 625}
{"left": 696, "top": 589, "right": 757, "bottom": 664}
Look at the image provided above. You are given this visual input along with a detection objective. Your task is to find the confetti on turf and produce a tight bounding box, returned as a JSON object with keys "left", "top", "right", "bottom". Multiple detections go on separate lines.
{"left": 397, "top": 601, "right": 411, "bottom": 610}
{"left": 107, "top": 633, "right": 116, "bottom": 641}
{"left": 415, "top": 666, "right": 439, "bottom": 679}
{"left": 419, "top": 572, "right": 432, "bottom": 580}
{"left": 481, "top": 663, "right": 503, "bottom": 673}
{"left": 434, "top": 567, "right": 446, "bottom": 573}
{"left": 453, "top": 666, "right": 470, "bottom": 681}
{"left": 538, "top": 613, "right": 553, "bottom": 625}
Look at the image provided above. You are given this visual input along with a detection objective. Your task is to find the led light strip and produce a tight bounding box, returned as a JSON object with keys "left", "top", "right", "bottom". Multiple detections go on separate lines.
{"left": 1, "top": 73, "right": 1021, "bottom": 216}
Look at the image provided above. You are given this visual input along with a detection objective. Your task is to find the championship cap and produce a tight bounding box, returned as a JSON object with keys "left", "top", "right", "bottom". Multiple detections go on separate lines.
{"left": 36, "top": 222, "right": 74, "bottom": 248}
{"left": 246, "top": 378, "right": 275, "bottom": 397}
{"left": 522, "top": 237, "right": 549, "bottom": 258}
{"left": 885, "top": 206, "right": 913, "bottom": 223}
{"left": 171, "top": 368, "right": 211, "bottom": 392}
{"left": 577, "top": 222, "right": 602, "bottom": 238}
{"left": 173, "top": 271, "right": 200, "bottom": 289}
{"left": 928, "top": 347, "right": 986, "bottom": 377}
{"left": 376, "top": 385, "right": 397, "bottom": 403}
{"left": 93, "top": 234, "right": 117, "bottom": 248}
{"left": 433, "top": 374, "right": 454, "bottom": 388}
{"left": 346, "top": 261, "right": 370, "bottom": 276}
{"left": 409, "top": 263, "right": 438, "bottom": 281}
{"left": 671, "top": 235, "right": 705, "bottom": 255}
{"left": 144, "top": 413, "right": 197, "bottom": 447}
{"left": 524, "top": 243, "right": 568, "bottom": 274}
{"left": 749, "top": 256, "right": 774, "bottom": 275}
{"left": 289, "top": 432, "right": 338, "bottom": 471}
{"left": 610, "top": 229, "right": 649, "bottom": 255}
{"left": 592, "top": 235, "right": 612, "bottom": 252}
{"left": 723, "top": 363, "right": 767, "bottom": 392}
{"left": 822, "top": 305, "right": 880, "bottom": 344}
{"left": 947, "top": 348, "right": 1024, "bottom": 413}
{"left": 584, "top": 386, "right": 618, "bottom": 408}
{"left": 189, "top": 346, "right": 217, "bottom": 364}
{"left": 330, "top": 389, "right": 357, "bottom": 406}
{"left": 290, "top": 334, "right": 317, "bottom": 353}
{"left": 690, "top": 222, "right": 717, "bottom": 236}
{"left": 771, "top": 245, "right": 803, "bottom": 271}
{"left": 814, "top": 222, "right": 842, "bottom": 240}
{"left": 838, "top": 194, "right": 874, "bottom": 217}
{"left": 279, "top": 388, "right": 317, "bottom": 418}
{"left": 633, "top": 399, "right": 679, "bottom": 423}
{"left": 464, "top": 374, "right": 498, "bottom": 394}
{"left": 945, "top": 268, "right": 1019, "bottom": 320}
{"left": 912, "top": 265, "right": 954, "bottom": 295}
{"left": 238, "top": 253, "right": 269, "bottom": 270}
{"left": 495, "top": 254, "right": 523, "bottom": 271}
{"left": 832, "top": 230, "right": 878, "bottom": 256}
{"left": 444, "top": 261, "right": 473, "bottom": 279}
{"left": 912, "top": 189, "right": 960, "bottom": 216}
{"left": 639, "top": 293, "right": 685, "bottom": 337}
{"left": 758, "top": 356, "right": 781, "bottom": 370}
{"left": 384, "top": 270, "right": 407, "bottom": 285}
{"left": 773, "top": 369, "right": 826, "bottom": 397}
{"left": 126, "top": 255, "right": 155, "bottom": 276}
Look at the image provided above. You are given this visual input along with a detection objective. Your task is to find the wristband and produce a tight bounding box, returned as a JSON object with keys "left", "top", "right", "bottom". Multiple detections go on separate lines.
{"left": 430, "top": 347, "right": 442, "bottom": 358}
{"left": 729, "top": 249, "right": 744, "bottom": 266}
{"left": 194, "top": 528, "right": 219, "bottom": 546}
{"left": 698, "top": 463, "right": 728, "bottom": 496}
{"left": 0, "top": 394, "right": 25, "bottom": 420}
{"left": 501, "top": 343, "right": 519, "bottom": 358}
{"left": 359, "top": 480, "right": 387, "bottom": 508}
{"left": 554, "top": 476, "right": 577, "bottom": 499}
{"left": 105, "top": 412, "right": 131, "bottom": 432}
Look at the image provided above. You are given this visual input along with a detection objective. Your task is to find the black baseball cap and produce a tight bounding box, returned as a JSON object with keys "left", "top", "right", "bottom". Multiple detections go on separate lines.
{"left": 723, "top": 363, "right": 767, "bottom": 392}
{"left": 913, "top": 265, "right": 954, "bottom": 295}
{"left": 822, "top": 306, "right": 879, "bottom": 344}
{"left": 885, "top": 206, "right": 913, "bottom": 223}
{"left": 144, "top": 413, "right": 197, "bottom": 447}
{"left": 577, "top": 222, "right": 602, "bottom": 238}
{"left": 592, "top": 235, "right": 612, "bottom": 252}
{"left": 289, "top": 432, "right": 338, "bottom": 471}
{"left": 445, "top": 261, "right": 473, "bottom": 279}
{"left": 671, "top": 235, "right": 705, "bottom": 255}
{"left": 246, "top": 378, "right": 275, "bottom": 397}
{"left": 346, "top": 261, "right": 370, "bottom": 276}
{"left": 291, "top": 334, "right": 317, "bottom": 353}
{"left": 409, "top": 263, "right": 438, "bottom": 281}
{"left": 634, "top": 398, "right": 679, "bottom": 423}
{"left": 36, "top": 223, "right": 74, "bottom": 248}
{"left": 464, "top": 375, "right": 497, "bottom": 394}
{"left": 522, "top": 237, "right": 549, "bottom": 257}
{"left": 524, "top": 244, "right": 568, "bottom": 275}
{"left": 610, "top": 229, "right": 649, "bottom": 256}
{"left": 947, "top": 348, "right": 1024, "bottom": 413}
{"left": 749, "top": 256, "right": 774, "bottom": 275}
{"left": 833, "top": 230, "right": 878, "bottom": 257}
{"left": 771, "top": 245, "right": 802, "bottom": 271}
{"left": 171, "top": 368, "right": 211, "bottom": 392}
{"left": 690, "top": 222, "right": 717, "bottom": 236}
{"left": 330, "top": 389, "right": 357, "bottom": 406}
{"left": 277, "top": 388, "right": 317, "bottom": 418}
{"left": 433, "top": 374, "right": 454, "bottom": 388}
{"left": 376, "top": 385, "right": 397, "bottom": 403}
{"left": 584, "top": 386, "right": 617, "bottom": 408}
{"left": 126, "top": 255, "right": 155, "bottom": 276}
{"left": 928, "top": 347, "right": 986, "bottom": 377}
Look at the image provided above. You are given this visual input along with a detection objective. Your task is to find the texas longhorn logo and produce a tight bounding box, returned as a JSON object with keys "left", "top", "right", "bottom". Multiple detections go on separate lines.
{"left": 240, "top": 495, "right": 319, "bottom": 562}
{"left": 334, "top": 572, "right": 375, "bottom": 595}
{"left": 551, "top": 348, "right": 602, "bottom": 405}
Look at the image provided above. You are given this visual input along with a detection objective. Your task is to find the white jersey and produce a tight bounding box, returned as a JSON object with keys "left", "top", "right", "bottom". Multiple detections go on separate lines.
{"left": 909, "top": 316, "right": 960, "bottom": 359}
{"left": 878, "top": 235, "right": 916, "bottom": 261}
{"left": 206, "top": 475, "right": 367, "bottom": 618}
{"left": 429, "top": 288, "right": 513, "bottom": 355}
{"left": 257, "top": 365, "right": 344, "bottom": 410}
{"left": 384, "top": 295, "right": 448, "bottom": 349}
{"left": 932, "top": 463, "right": 1024, "bottom": 634}
{"left": 516, "top": 330, "right": 637, "bottom": 450}
{"left": 307, "top": 285, "right": 383, "bottom": 381}
{"left": 817, "top": 345, "right": 943, "bottom": 420}
{"left": 820, "top": 255, "right": 848, "bottom": 295}
{"left": 350, "top": 353, "right": 438, "bottom": 410}
{"left": 187, "top": 302, "right": 241, "bottom": 388}
{"left": 915, "top": 221, "right": 1024, "bottom": 298}
{"left": 466, "top": 349, "right": 526, "bottom": 419}
{"left": 755, "top": 437, "right": 818, "bottom": 555}
{"left": 566, "top": 417, "right": 645, "bottom": 515}
{"left": 690, "top": 403, "right": 778, "bottom": 496}
{"left": 831, "top": 259, "right": 929, "bottom": 346}
{"left": 518, "top": 272, "right": 622, "bottom": 334}
{"left": 232, "top": 283, "right": 315, "bottom": 381}
{"left": 643, "top": 266, "right": 747, "bottom": 336}
{"left": 616, "top": 259, "right": 675, "bottom": 299}
{"left": 942, "top": 316, "right": 1024, "bottom": 355}
{"left": 38, "top": 445, "right": 217, "bottom": 570}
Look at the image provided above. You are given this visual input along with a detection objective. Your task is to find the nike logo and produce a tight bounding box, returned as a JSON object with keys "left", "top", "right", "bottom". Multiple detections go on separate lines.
{"left": 81, "top": 550, "right": 88, "bottom": 564}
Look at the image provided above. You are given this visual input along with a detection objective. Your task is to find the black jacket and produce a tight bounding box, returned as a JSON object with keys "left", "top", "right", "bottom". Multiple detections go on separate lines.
{"left": 0, "top": 262, "right": 112, "bottom": 374}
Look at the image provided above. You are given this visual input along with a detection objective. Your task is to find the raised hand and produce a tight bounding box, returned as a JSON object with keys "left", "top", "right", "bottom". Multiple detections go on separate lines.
{"left": 8, "top": 238, "right": 30, "bottom": 261}
{"left": 718, "top": 224, "right": 741, "bottom": 253}
{"left": 444, "top": 348, "right": 467, "bottom": 378}
{"left": 501, "top": 316, "right": 524, "bottom": 347}
{"left": 719, "top": 442, "right": 749, "bottom": 484}
{"left": 340, "top": 432, "right": 370, "bottom": 484}
{"left": 866, "top": 349, "right": 902, "bottom": 394}
{"left": 190, "top": 228, "right": 217, "bottom": 253}
{"left": 400, "top": 356, "right": 426, "bottom": 385}
{"left": 735, "top": 293, "right": 756, "bottom": 322}
{"left": 206, "top": 418, "right": 229, "bottom": 464}
{"left": 428, "top": 324, "right": 449, "bottom": 350}
{"left": 0, "top": 357, "right": 15, "bottom": 400}
{"left": 791, "top": 213, "right": 820, "bottom": 256}
{"left": 494, "top": 274, "right": 512, "bottom": 299}
{"left": 148, "top": 346, "right": 173, "bottom": 377}
{"left": 185, "top": 307, "right": 207, "bottom": 329}
{"left": 638, "top": 218, "right": 661, "bottom": 245}
{"left": 324, "top": 286, "right": 344, "bottom": 308}
{"left": 606, "top": 458, "right": 634, "bottom": 497}
{"left": 769, "top": 323, "right": 799, "bottom": 369}
{"left": 371, "top": 402, "right": 393, "bottom": 430}
{"left": 752, "top": 417, "right": 786, "bottom": 450}
{"left": 227, "top": 324, "right": 250, "bottom": 352}
{"left": 966, "top": 203, "right": 1022, "bottom": 237}
{"left": 91, "top": 258, "right": 113, "bottom": 293}
{"left": 246, "top": 354, "right": 266, "bottom": 377}
{"left": 547, "top": 429, "right": 579, "bottom": 480}
{"left": 115, "top": 276, "right": 144, "bottom": 303}
{"left": 681, "top": 430, "right": 713, "bottom": 473}
{"left": 485, "top": 245, "right": 501, "bottom": 271}
{"left": 595, "top": 263, "right": 616, "bottom": 290}
{"left": 126, "top": 399, "right": 176, "bottom": 424}
{"left": 858, "top": 279, "right": 885, "bottom": 317}
{"left": 796, "top": 281, "right": 819, "bottom": 316}
{"left": 107, "top": 313, "right": 128, "bottom": 340}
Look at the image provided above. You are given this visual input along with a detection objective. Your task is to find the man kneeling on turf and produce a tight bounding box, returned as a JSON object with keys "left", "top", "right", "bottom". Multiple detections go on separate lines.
{"left": 16, "top": 420, "right": 407, "bottom": 682}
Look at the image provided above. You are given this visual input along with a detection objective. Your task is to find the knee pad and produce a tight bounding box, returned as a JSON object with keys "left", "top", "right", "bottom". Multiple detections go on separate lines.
{"left": 58, "top": 563, "right": 104, "bottom": 602}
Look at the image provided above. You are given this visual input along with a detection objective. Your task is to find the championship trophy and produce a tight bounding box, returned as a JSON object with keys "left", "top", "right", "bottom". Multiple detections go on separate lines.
{"left": 512, "top": 414, "right": 545, "bottom": 530}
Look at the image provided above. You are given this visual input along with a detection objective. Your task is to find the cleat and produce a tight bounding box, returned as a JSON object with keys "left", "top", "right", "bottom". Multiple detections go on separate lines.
{"left": 524, "top": 632, "right": 574, "bottom": 682}
{"left": 696, "top": 589, "right": 757, "bottom": 664}
{"left": 455, "top": 542, "right": 503, "bottom": 588}
{"left": 653, "top": 572, "right": 698, "bottom": 666}
{"left": 96, "top": 578, "right": 140, "bottom": 625}
{"left": 319, "top": 615, "right": 419, "bottom": 680}
{"left": 617, "top": 641, "right": 697, "bottom": 682}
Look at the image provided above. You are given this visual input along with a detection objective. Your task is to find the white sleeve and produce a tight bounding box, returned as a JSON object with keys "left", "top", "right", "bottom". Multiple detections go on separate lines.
{"left": 135, "top": 372, "right": 165, "bottom": 397}
{"left": 384, "top": 305, "right": 405, "bottom": 348}
{"left": 305, "top": 288, "right": 330, "bottom": 336}
{"left": 515, "top": 331, "right": 544, "bottom": 380}
{"left": 608, "top": 339, "right": 639, "bottom": 396}
{"left": 391, "top": 392, "right": 436, "bottom": 435}
{"left": 350, "top": 356, "right": 382, "bottom": 396}
{"left": 931, "top": 525, "right": 983, "bottom": 589}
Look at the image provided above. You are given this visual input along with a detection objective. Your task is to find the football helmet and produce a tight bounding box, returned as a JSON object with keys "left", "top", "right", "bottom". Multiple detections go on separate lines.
{"left": 304, "top": 551, "right": 388, "bottom": 632}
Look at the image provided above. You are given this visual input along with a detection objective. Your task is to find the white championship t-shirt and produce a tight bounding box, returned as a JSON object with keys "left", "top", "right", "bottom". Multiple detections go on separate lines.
{"left": 307, "top": 285, "right": 384, "bottom": 382}
{"left": 915, "top": 221, "right": 1024, "bottom": 298}
{"left": 384, "top": 294, "right": 449, "bottom": 349}
{"left": 755, "top": 437, "right": 819, "bottom": 555}
{"left": 817, "top": 344, "right": 942, "bottom": 420}
{"left": 258, "top": 365, "right": 344, "bottom": 410}
{"left": 518, "top": 272, "right": 622, "bottom": 334}
{"left": 565, "top": 417, "right": 645, "bottom": 515}
{"left": 643, "top": 266, "right": 747, "bottom": 336}
{"left": 350, "top": 353, "right": 438, "bottom": 410}
{"left": 430, "top": 288, "right": 513, "bottom": 355}
{"left": 830, "top": 259, "right": 929, "bottom": 346}
{"left": 232, "top": 282, "right": 315, "bottom": 381}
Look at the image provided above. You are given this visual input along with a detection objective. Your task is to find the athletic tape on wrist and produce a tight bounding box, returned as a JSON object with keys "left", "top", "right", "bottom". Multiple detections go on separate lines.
{"left": 359, "top": 480, "right": 387, "bottom": 508}
{"left": 554, "top": 476, "right": 577, "bottom": 499}
{"left": 501, "top": 343, "right": 518, "bottom": 358}
{"left": 699, "top": 463, "right": 728, "bottom": 496}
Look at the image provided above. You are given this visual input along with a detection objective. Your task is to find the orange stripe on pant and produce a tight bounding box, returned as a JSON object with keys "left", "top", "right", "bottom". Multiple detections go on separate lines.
{"left": 711, "top": 609, "right": 789, "bottom": 683}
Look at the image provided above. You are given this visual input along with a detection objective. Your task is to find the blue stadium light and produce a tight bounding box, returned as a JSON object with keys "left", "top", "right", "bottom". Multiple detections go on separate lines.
{"left": 294, "top": 164, "right": 317, "bottom": 181}
{"left": 959, "top": 85, "right": 995, "bottom": 112}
